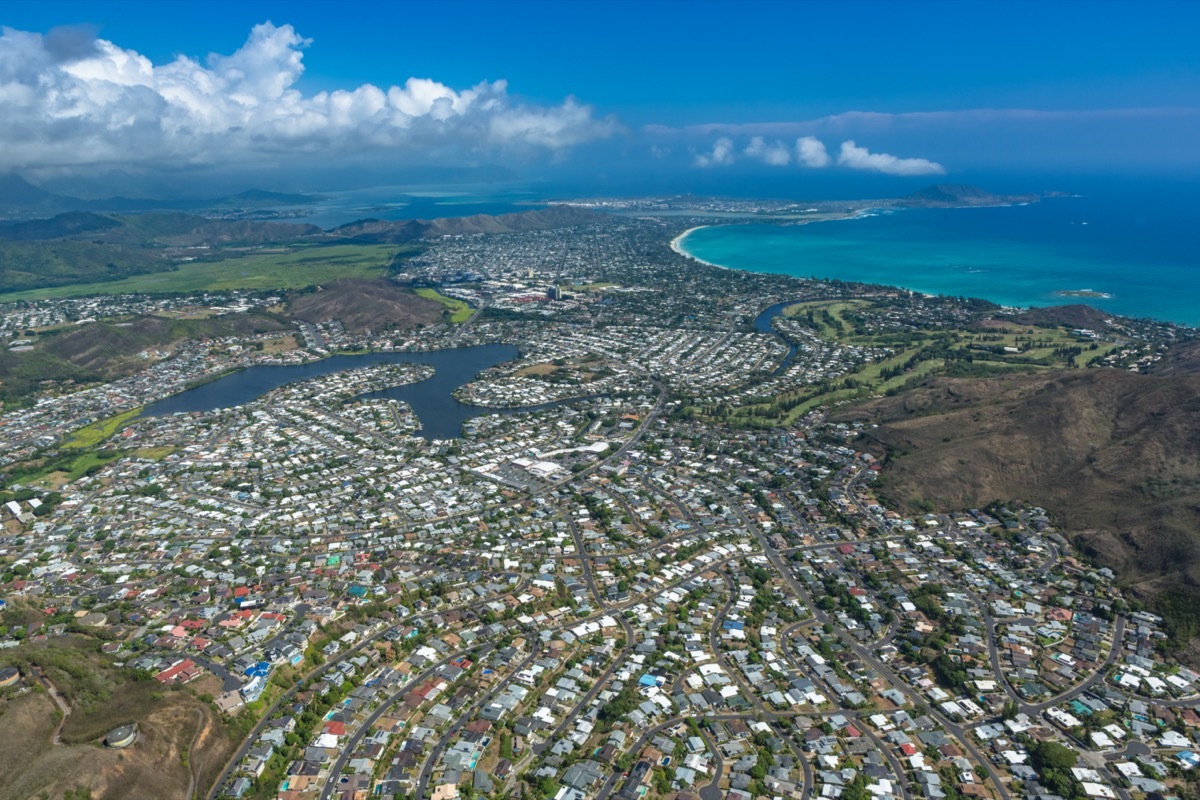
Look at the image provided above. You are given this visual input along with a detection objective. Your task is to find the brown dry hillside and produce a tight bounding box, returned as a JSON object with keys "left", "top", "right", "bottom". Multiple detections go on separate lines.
{"left": 286, "top": 278, "right": 446, "bottom": 332}
{"left": 1001, "top": 304, "right": 1117, "bottom": 331}
{"left": 1151, "top": 340, "right": 1200, "bottom": 376}
{"left": 0, "top": 686, "right": 232, "bottom": 800}
{"left": 42, "top": 313, "right": 292, "bottom": 374}
{"left": 0, "top": 638, "right": 241, "bottom": 800}
{"left": 836, "top": 368, "right": 1200, "bottom": 605}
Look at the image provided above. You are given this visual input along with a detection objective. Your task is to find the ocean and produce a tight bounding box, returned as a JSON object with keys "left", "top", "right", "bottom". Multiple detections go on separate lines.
{"left": 293, "top": 183, "right": 546, "bottom": 229}
{"left": 676, "top": 183, "right": 1199, "bottom": 327}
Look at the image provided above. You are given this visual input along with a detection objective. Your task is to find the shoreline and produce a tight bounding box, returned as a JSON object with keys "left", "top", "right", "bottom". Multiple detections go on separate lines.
{"left": 669, "top": 208, "right": 875, "bottom": 270}
{"left": 666, "top": 217, "right": 1193, "bottom": 328}
{"left": 670, "top": 223, "right": 1052, "bottom": 320}
{"left": 669, "top": 225, "right": 725, "bottom": 269}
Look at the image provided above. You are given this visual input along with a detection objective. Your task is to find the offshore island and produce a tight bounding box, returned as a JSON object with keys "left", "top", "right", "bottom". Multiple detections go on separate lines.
{"left": 2, "top": 180, "right": 1200, "bottom": 800}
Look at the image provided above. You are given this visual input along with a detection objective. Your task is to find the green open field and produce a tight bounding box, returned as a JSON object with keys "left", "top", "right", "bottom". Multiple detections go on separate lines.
{"left": 0, "top": 244, "right": 409, "bottom": 301}
{"left": 689, "top": 298, "right": 1116, "bottom": 428}
{"left": 132, "top": 446, "right": 177, "bottom": 461}
{"left": 0, "top": 409, "right": 143, "bottom": 489}
{"left": 23, "top": 450, "right": 125, "bottom": 489}
{"left": 783, "top": 299, "right": 869, "bottom": 341}
{"left": 65, "top": 407, "right": 142, "bottom": 449}
{"left": 415, "top": 287, "right": 474, "bottom": 323}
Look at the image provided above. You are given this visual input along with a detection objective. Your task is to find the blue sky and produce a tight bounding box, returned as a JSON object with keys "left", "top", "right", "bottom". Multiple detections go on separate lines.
{"left": 2, "top": 0, "right": 1198, "bottom": 193}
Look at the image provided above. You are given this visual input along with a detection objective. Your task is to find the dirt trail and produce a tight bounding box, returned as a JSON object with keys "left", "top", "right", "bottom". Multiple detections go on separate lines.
{"left": 40, "top": 673, "right": 72, "bottom": 746}
{"left": 185, "top": 708, "right": 205, "bottom": 800}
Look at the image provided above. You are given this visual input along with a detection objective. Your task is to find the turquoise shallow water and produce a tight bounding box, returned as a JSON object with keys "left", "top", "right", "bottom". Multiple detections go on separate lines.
{"left": 678, "top": 192, "right": 1199, "bottom": 327}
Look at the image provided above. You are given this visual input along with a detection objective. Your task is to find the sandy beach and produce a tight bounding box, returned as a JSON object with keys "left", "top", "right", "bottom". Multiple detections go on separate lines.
{"left": 669, "top": 210, "right": 867, "bottom": 269}
{"left": 669, "top": 225, "right": 727, "bottom": 269}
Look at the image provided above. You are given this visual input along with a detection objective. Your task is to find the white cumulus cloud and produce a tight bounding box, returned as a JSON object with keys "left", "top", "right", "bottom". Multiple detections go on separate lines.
{"left": 0, "top": 22, "right": 619, "bottom": 173}
{"left": 744, "top": 136, "right": 792, "bottom": 166}
{"left": 695, "top": 137, "right": 736, "bottom": 167}
{"left": 796, "top": 136, "right": 831, "bottom": 168}
{"left": 836, "top": 140, "right": 944, "bottom": 176}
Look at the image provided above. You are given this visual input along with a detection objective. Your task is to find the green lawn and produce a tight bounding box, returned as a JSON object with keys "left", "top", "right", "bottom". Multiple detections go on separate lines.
{"left": 133, "top": 446, "right": 177, "bottom": 461}
{"left": 698, "top": 299, "right": 1112, "bottom": 429}
{"left": 0, "top": 244, "right": 410, "bottom": 301}
{"left": 782, "top": 300, "right": 869, "bottom": 341}
{"left": 61, "top": 451, "right": 124, "bottom": 482}
{"left": 415, "top": 288, "right": 474, "bottom": 323}
{"left": 65, "top": 408, "right": 143, "bottom": 449}
{"left": 27, "top": 450, "right": 126, "bottom": 488}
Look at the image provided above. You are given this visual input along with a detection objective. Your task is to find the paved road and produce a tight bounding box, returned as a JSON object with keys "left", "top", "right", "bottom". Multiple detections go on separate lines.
{"left": 533, "top": 614, "right": 635, "bottom": 756}
{"left": 209, "top": 428, "right": 1147, "bottom": 800}
{"left": 449, "top": 303, "right": 485, "bottom": 344}
{"left": 718, "top": 481, "right": 1013, "bottom": 800}
{"left": 323, "top": 650, "right": 472, "bottom": 800}
{"left": 410, "top": 644, "right": 541, "bottom": 800}
{"left": 1028, "top": 615, "right": 1126, "bottom": 714}
{"left": 861, "top": 723, "right": 914, "bottom": 800}
{"left": 205, "top": 613, "right": 426, "bottom": 800}
{"left": 696, "top": 727, "right": 725, "bottom": 800}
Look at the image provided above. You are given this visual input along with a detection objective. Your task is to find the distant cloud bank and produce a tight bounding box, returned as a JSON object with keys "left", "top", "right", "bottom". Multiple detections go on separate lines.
{"left": 694, "top": 137, "right": 736, "bottom": 168}
{"left": 796, "top": 136, "right": 832, "bottom": 168}
{"left": 0, "top": 22, "right": 618, "bottom": 173}
{"left": 693, "top": 133, "right": 942, "bottom": 175}
{"left": 836, "top": 140, "right": 944, "bottom": 176}
{"left": 5, "top": 21, "right": 1191, "bottom": 183}
{"left": 652, "top": 105, "right": 1200, "bottom": 176}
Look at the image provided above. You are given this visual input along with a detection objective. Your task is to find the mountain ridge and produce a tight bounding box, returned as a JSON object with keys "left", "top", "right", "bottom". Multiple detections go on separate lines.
{"left": 0, "top": 174, "right": 326, "bottom": 216}
{"left": 326, "top": 205, "right": 607, "bottom": 243}
{"left": 834, "top": 367, "right": 1200, "bottom": 620}
{"left": 895, "top": 183, "right": 1040, "bottom": 208}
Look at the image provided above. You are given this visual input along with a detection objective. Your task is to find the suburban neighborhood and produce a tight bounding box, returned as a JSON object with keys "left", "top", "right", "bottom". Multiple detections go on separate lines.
{"left": 2, "top": 215, "right": 1199, "bottom": 800}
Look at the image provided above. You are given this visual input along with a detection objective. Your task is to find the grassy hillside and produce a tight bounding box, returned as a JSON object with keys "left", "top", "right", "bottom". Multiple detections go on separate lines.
{"left": 1, "top": 313, "right": 292, "bottom": 408}
{"left": 0, "top": 211, "right": 325, "bottom": 294}
{"left": 0, "top": 637, "right": 242, "bottom": 800}
{"left": 0, "top": 205, "right": 582, "bottom": 295}
{"left": 0, "top": 211, "right": 125, "bottom": 241}
{"left": 42, "top": 314, "right": 292, "bottom": 372}
{"left": 0, "top": 239, "right": 169, "bottom": 293}
{"left": 329, "top": 204, "right": 604, "bottom": 243}
{"left": 1, "top": 244, "right": 405, "bottom": 300}
{"left": 0, "top": 211, "right": 320, "bottom": 249}
{"left": 0, "top": 348, "right": 102, "bottom": 408}
{"left": 111, "top": 213, "right": 320, "bottom": 247}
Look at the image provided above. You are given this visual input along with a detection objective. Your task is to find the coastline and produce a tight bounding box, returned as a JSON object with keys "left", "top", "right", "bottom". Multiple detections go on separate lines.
{"left": 666, "top": 216, "right": 1123, "bottom": 325}
{"left": 665, "top": 196, "right": 1192, "bottom": 328}
{"left": 669, "top": 207, "right": 875, "bottom": 270}
{"left": 668, "top": 226, "right": 705, "bottom": 255}
{"left": 669, "top": 221, "right": 1067, "bottom": 321}
{"left": 670, "top": 225, "right": 728, "bottom": 270}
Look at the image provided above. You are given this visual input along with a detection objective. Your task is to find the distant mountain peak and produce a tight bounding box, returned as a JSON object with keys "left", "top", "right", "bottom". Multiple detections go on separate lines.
{"left": 906, "top": 184, "right": 995, "bottom": 201}
{"left": 898, "top": 183, "right": 1038, "bottom": 208}
{"left": 328, "top": 205, "right": 607, "bottom": 244}
{"left": 0, "top": 173, "right": 62, "bottom": 207}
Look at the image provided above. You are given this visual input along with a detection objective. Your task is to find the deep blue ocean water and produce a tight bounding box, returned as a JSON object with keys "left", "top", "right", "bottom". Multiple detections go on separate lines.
{"left": 679, "top": 185, "right": 1199, "bottom": 327}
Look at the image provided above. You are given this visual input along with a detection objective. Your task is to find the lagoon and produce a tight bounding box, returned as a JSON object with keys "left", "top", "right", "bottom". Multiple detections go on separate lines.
{"left": 142, "top": 345, "right": 528, "bottom": 440}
